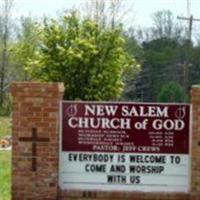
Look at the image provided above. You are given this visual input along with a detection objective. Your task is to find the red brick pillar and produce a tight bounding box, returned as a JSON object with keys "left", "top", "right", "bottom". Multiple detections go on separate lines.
{"left": 11, "top": 82, "right": 64, "bottom": 200}
{"left": 191, "top": 85, "right": 200, "bottom": 199}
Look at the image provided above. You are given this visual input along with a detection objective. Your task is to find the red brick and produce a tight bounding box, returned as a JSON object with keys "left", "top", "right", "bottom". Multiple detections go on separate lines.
{"left": 11, "top": 83, "right": 200, "bottom": 200}
{"left": 12, "top": 82, "right": 64, "bottom": 200}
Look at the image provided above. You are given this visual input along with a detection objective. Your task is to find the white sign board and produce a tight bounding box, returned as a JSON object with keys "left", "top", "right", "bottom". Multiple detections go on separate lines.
{"left": 59, "top": 102, "right": 191, "bottom": 192}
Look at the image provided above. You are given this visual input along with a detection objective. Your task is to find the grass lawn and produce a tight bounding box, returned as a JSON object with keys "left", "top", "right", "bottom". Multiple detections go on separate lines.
{"left": 0, "top": 151, "right": 11, "bottom": 200}
{"left": 0, "top": 117, "right": 11, "bottom": 139}
{"left": 0, "top": 117, "right": 11, "bottom": 200}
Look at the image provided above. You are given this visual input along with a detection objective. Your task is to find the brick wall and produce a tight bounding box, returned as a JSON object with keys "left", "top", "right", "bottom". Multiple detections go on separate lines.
{"left": 11, "top": 82, "right": 64, "bottom": 200}
{"left": 60, "top": 190, "right": 190, "bottom": 200}
{"left": 191, "top": 85, "right": 200, "bottom": 200}
{"left": 11, "top": 82, "right": 200, "bottom": 200}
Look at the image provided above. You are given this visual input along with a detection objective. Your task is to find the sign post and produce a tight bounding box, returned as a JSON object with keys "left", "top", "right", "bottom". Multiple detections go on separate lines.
{"left": 60, "top": 102, "right": 191, "bottom": 192}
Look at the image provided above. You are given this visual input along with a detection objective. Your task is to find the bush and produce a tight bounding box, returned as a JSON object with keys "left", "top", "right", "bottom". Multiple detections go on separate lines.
{"left": 26, "top": 12, "right": 139, "bottom": 101}
{"left": 157, "top": 81, "right": 189, "bottom": 103}
{"left": 0, "top": 96, "right": 12, "bottom": 116}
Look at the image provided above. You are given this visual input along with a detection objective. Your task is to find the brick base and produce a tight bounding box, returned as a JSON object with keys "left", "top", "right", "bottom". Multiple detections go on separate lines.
{"left": 59, "top": 190, "right": 190, "bottom": 200}
{"left": 11, "top": 83, "right": 200, "bottom": 200}
{"left": 11, "top": 82, "right": 64, "bottom": 200}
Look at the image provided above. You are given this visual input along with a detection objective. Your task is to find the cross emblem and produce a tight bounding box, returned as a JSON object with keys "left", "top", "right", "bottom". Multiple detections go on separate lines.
{"left": 19, "top": 126, "right": 49, "bottom": 171}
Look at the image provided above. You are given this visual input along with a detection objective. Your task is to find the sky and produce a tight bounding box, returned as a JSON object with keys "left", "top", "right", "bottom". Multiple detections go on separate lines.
{"left": 14, "top": 0, "right": 200, "bottom": 33}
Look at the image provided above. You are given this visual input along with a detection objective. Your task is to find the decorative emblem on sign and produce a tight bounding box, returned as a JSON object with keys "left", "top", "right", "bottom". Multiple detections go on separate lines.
{"left": 175, "top": 107, "right": 186, "bottom": 119}
{"left": 66, "top": 104, "right": 78, "bottom": 117}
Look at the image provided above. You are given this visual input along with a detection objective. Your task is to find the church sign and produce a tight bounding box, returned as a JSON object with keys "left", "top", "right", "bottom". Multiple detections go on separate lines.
{"left": 59, "top": 102, "right": 191, "bottom": 192}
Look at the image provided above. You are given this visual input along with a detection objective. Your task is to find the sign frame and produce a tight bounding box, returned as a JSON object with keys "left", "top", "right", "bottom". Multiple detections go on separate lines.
{"left": 59, "top": 101, "right": 192, "bottom": 193}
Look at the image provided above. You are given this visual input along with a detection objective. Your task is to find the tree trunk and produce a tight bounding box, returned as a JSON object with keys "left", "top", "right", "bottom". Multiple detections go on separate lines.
{"left": 0, "top": 0, "right": 11, "bottom": 107}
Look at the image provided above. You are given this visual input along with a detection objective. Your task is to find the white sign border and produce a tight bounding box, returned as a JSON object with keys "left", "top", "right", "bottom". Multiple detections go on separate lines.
{"left": 59, "top": 101, "right": 192, "bottom": 193}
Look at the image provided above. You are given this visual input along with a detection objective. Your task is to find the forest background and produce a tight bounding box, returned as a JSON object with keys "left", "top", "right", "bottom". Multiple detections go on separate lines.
{"left": 0, "top": 0, "right": 199, "bottom": 113}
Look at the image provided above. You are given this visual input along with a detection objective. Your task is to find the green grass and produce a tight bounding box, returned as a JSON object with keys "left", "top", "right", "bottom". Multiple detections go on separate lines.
{"left": 0, "top": 117, "right": 11, "bottom": 139}
{"left": 0, "top": 151, "right": 11, "bottom": 200}
{"left": 0, "top": 117, "right": 12, "bottom": 200}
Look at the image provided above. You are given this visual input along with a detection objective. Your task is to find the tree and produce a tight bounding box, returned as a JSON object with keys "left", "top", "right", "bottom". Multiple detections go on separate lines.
{"left": 26, "top": 12, "right": 138, "bottom": 100}
{"left": 120, "top": 63, "right": 140, "bottom": 101}
{"left": 121, "top": 28, "right": 142, "bottom": 101}
{"left": 82, "top": 0, "right": 138, "bottom": 101}
{"left": 83, "top": 0, "right": 134, "bottom": 29}
{"left": 157, "top": 81, "right": 188, "bottom": 102}
{"left": 135, "top": 38, "right": 180, "bottom": 102}
{"left": 12, "top": 16, "right": 39, "bottom": 80}
{"left": 0, "top": 0, "right": 14, "bottom": 107}
{"left": 151, "top": 10, "right": 183, "bottom": 40}
{"left": 131, "top": 10, "right": 191, "bottom": 102}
